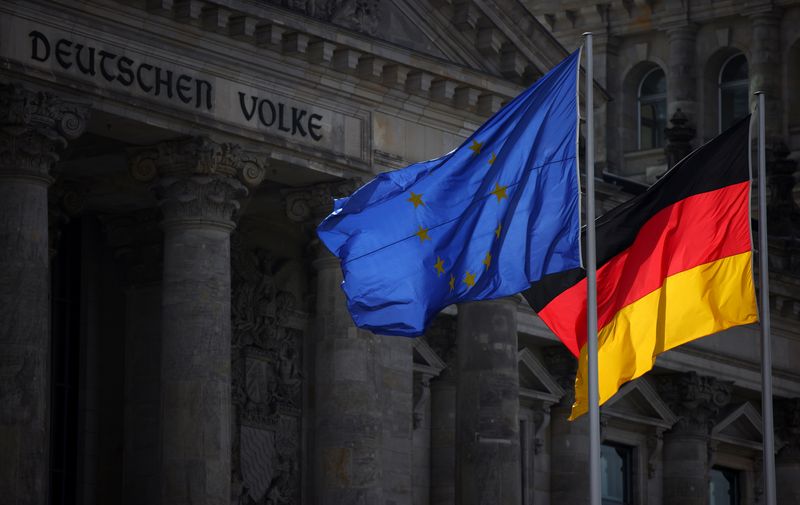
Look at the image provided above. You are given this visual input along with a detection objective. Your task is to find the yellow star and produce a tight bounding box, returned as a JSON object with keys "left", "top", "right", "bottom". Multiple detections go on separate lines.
{"left": 449, "top": 273, "right": 456, "bottom": 292}
{"left": 490, "top": 182, "right": 508, "bottom": 202}
{"left": 468, "top": 139, "right": 483, "bottom": 155}
{"left": 415, "top": 226, "right": 431, "bottom": 243}
{"left": 408, "top": 192, "right": 424, "bottom": 208}
{"left": 463, "top": 271, "right": 476, "bottom": 287}
{"left": 489, "top": 152, "right": 497, "bottom": 165}
{"left": 482, "top": 252, "right": 492, "bottom": 269}
{"left": 494, "top": 223, "right": 502, "bottom": 239}
{"left": 434, "top": 256, "right": 445, "bottom": 276}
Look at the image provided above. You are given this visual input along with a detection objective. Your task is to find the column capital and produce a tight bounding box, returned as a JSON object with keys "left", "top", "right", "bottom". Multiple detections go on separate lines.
{"left": 284, "top": 178, "right": 362, "bottom": 223}
{"left": 129, "top": 137, "right": 265, "bottom": 231}
{"left": 657, "top": 372, "right": 732, "bottom": 436}
{"left": 128, "top": 136, "right": 267, "bottom": 187}
{"left": 0, "top": 84, "right": 89, "bottom": 184}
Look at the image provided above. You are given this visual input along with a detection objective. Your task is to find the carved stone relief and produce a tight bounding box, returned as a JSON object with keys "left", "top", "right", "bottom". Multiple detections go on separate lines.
{"left": 266, "top": 0, "right": 380, "bottom": 35}
{"left": 230, "top": 234, "right": 302, "bottom": 505}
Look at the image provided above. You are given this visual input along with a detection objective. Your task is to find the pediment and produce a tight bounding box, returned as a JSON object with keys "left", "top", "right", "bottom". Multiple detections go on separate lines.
{"left": 712, "top": 402, "right": 763, "bottom": 450}
{"left": 413, "top": 338, "right": 447, "bottom": 376}
{"left": 518, "top": 347, "right": 564, "bottom": 404}
{"left": 603, "top": 378, "right": 677, "bottom": 429}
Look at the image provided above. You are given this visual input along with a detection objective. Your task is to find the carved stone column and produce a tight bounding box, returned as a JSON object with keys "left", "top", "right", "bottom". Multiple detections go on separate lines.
{"left": 658, "top": 372, "right": 731, "bottom": 505}
{"left": 665, "top": 108, "right": 696, "bottom": 169}
{"left": 288, "top": 180, "right": 389, "bottom": 505}
{"left": 426, "top": 317, "right": 458, "bottom": 505}
{"left": 455, "top": 296, "right": 521, "bottom": 505}
{"left": 775, "top": 398, "right": 800, "bottom": 504}
{"left": 0, "top": 84, "right": 88, "bottom": 504}
{"left": 129, "top": 137, "right": 264, "bottom": 505}
{"left": 545, "top": 346, "right": 589, "bottom": 505}
{"left": 666, "top": 25, "right": 698, "bottom": 123}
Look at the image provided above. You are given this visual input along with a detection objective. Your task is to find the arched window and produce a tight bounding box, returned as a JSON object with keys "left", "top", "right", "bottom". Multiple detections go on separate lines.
{"left": 719, "top": 54, "right": 749, "bottom": 132}
{"left": 638, "top": 68, "right": 667, "bottom": 150}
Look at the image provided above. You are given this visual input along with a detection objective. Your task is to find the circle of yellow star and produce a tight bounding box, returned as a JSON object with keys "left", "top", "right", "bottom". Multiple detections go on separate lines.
{"left": 468, "top": 139, "right": 483, "bottom": 155}
{"left": 494, "top": 223, "right": 502, "bottom": 239}
{"left": 449, "top": 273, "right": 456, "bottom": 292}
{"left": 482, "top": 252, "right": 492, "bottom": 269}
{"left": 434, "top": 256, "right": 445, "bottom": 276}
{"left": 489, "top": 152, "right": 497, "bottom": 165}
{"left": 408, "top": 192, "right": 424, "bottom": 208}
{"left": 463, "top": 271, "right": 476, "bottom": 287}
{"left": 490, "top": 182, "right": 508, "bottom": 202}
{"left": 415, "top": 226, "right": 431, "bottom": 243}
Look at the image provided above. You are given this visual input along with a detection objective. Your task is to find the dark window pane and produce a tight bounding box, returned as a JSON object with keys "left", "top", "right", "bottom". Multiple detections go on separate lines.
{"left": 601, "top": 443, "right": 632, "bottom": 505}
{"left": 640, "top": 99, "right": 666, "bottom": 149}
{"left": 638, "top": 68, "right": 667, "bottom": 149}
{"left": 641, "top": 69, "right": 666, "bottom": 95}
{"left": 721, "top": 54, "right": 748, "bottom": 83}
{"left": 719, "top": 55, "right": 749, "bottom": 132}
{"left": 710, "top": 467, "right": 740, "bottom": 505}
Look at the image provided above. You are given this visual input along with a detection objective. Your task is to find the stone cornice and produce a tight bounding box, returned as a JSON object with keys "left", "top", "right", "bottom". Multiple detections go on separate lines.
{"left": 92, "top": 0, "right": 530, "bottom": 111}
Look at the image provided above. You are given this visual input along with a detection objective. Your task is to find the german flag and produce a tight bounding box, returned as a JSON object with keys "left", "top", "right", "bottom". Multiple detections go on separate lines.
{"left": 524, "top": 116, "right": 758, "bottom": 419}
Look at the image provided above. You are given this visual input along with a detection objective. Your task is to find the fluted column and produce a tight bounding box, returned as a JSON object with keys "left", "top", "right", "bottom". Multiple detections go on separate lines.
{"left": 129, "top": 137, "right": 264, "bottom": 505}
{"left": 775, "top": 398, "right": 800, "bottom": 504}
{"left": 288, "top": 180, "right": 387, "bottom": 505}
{"left": 666, "top": 25, "right": 698, "bottom": 124}
{"left": 0, "top": 84, "right": 88, "bottom": 505}
{"left": 455, "top": 296, "right": 521, "bottom": 505}
{"left": 658, "top": 372, "right": 731, "bottom": 505}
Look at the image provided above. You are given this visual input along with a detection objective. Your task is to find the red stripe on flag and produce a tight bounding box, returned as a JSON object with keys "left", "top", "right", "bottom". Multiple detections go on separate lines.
{"left": 538, "top": 181, "right": 752, "bottom": 356}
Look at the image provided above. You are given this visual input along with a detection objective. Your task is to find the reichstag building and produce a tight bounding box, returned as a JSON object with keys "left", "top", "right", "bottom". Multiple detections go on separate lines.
{"left": 1, "top": 1, "right": 799, "bottom": 504}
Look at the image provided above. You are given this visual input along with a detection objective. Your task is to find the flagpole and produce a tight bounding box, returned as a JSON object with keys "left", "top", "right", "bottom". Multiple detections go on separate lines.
{"left": 583, "top": 32, "right": 601, "bottom": 505}
{"left": 755, "top": 91, "right": 777, "bottom": 505}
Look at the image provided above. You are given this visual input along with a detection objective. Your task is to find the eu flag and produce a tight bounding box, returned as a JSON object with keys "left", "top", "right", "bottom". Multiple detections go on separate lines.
{"left": 317, "top": 51, "right": 582, "bottom": 336}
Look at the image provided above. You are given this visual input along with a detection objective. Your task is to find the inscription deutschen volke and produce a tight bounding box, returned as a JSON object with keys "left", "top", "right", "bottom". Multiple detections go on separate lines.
{"left": 25, "top": 30, "right": 324, "bottom": 142}
{"left": 0, "top": 14, "right": 366, "bottom": 160}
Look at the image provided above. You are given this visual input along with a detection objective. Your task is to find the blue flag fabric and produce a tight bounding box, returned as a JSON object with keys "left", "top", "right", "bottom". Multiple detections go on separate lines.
{"left": 317, "top": 50, "right": 582, "bottom": 336}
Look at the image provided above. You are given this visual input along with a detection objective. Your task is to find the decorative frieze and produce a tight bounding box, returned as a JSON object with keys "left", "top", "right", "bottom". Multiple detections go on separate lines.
{"left": 658, "top": 372, "right": 731, "bottom": 436}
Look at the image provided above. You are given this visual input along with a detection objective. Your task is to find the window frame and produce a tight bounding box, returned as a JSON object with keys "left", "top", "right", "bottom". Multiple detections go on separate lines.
{"left": 637, "top": 67, "right": 667, "bottom": 150}
{"left": 717, "top": 53, "right": 749, "bottom": 133}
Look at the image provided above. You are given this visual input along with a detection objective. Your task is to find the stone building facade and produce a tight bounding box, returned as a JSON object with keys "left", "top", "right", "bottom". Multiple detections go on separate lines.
{"left": 0, "top": 1, "right": 798, "bottom": 505}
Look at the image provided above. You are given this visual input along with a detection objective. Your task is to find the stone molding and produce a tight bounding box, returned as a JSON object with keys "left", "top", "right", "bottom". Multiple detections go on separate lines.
{"left": 0, "top": 84, "right": 89, "bottom": 184}
{"left": 657, "top": 372, "right": 732, "bottom": 436}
